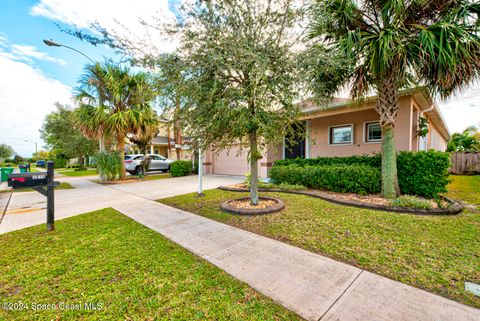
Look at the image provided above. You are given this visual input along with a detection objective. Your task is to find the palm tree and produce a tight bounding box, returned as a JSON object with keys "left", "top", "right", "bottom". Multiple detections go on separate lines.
{"left": 74, "top": 63, "right": 108, "bottom": 152}
{"left": 75, "top": 62, "right": 158, "bottom": 179}
{"left": 309, "top": 0, "right": 480, "bottom": 198}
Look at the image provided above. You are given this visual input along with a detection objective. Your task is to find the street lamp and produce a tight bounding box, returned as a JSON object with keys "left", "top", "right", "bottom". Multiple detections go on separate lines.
{"left": 24, "top": 140, "right": 38, "bottom": 154}
{"left": 43, "top": 39, "right": 95, "bottom": 63}
{"left": 43, "top": 39, "right": 105, "bottom": 152}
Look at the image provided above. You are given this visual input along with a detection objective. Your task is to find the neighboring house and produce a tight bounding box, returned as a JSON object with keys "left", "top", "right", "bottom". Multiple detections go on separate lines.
{"left": 128, "top": 117, "right": 192, "bottom": 160}
{"left": 203, "top": 88, "right": 450, "bottom": 177}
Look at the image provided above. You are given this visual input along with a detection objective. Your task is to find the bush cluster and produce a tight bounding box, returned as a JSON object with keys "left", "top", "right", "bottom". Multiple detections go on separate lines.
{"left": 95, "top": 152, "right": 121, "bottom": 181}
{"left": 270, "top": 164, "right": 381, "bottom": 195}
{"left": 52, "top": 158, "right": 67, "bottom": 169}
{"left": 170, "top": 160, "right": 192, "bottom": 177}
{"left": 270, "top": 151, "right": 450, "bottom": 198}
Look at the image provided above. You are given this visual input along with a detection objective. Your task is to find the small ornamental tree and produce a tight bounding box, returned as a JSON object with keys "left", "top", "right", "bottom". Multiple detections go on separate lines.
{"left": 179, "top": 0, "right": 305, "bottom": 205}
{"left": 0, "top": 144, "right": 14, "bottom": 161}
{"left": 309, "top": 0, "right": 480, "bottom": 198}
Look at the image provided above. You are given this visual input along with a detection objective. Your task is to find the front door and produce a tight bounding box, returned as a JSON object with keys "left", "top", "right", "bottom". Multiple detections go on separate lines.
{"left": 284, "top": 122, "right": 306, "bottom": 159}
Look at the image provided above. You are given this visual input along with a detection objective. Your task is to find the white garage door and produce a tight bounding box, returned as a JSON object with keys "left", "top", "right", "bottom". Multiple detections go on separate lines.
{"left": 213, "top": 145, "right": 250, "bottom": 175}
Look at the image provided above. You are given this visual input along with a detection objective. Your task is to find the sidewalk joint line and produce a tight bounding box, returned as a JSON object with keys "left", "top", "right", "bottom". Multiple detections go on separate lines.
{"left": 318, "top": 270, "right": 364, "bottom": 321}
{"left": 0, "top": 192, "right": 13, "bottom": 225}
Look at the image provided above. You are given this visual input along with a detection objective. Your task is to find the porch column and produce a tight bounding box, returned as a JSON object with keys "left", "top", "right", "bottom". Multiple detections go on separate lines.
{"left": 305, "top": 120, "right": 311, "bottom": 158}
{"left": 150, "top": 145, "right": 154, "bottom": 154}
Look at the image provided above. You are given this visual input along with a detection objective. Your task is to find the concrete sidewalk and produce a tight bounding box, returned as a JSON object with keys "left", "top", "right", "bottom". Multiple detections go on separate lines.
{"left": 1, "top": 175, "right": 479, "bottom": 320}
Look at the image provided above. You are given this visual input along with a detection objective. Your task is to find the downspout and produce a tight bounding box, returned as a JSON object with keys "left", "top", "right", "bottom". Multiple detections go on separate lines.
{"left": 420, "top": 105, "right": 435, "bottom": 117}
{"left": 418, "top": 105, "right": 435, "bottom": 150}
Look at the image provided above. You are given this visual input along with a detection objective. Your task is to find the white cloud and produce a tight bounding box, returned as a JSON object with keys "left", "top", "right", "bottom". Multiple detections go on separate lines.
{"left": 0, "top": 35, "right": 66, "bottom": 66}
{"left": 10, "top": 44, "right": 66, "bottom": 66}
{"left": 30, "top": 0, "right": 180, "bottom": 56}
{"left": 0, "top": 55, "right": 72, "bottom": 157}
{"left": 437, "top": 84, "right": 480, "bottom": 134}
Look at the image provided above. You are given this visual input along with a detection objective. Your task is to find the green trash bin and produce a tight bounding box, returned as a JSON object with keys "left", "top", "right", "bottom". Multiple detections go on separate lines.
{"left": 19, "top": 164, "right": 29, "bottom": 173}
{"left": 1, "top": 167, "right": 15, "bottom": 182}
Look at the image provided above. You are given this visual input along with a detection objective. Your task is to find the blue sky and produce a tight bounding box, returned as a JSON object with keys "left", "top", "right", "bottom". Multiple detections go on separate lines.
{"left": 0, "top": 0, "right": 479, "bottom": 157}
{"left": 0, "top": 0, "right": 114, "bottom": 87}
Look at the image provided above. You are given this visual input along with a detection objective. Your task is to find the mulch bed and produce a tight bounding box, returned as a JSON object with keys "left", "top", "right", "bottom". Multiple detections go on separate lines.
{"left": 221, "top": 196, "right": 285, "bottom": 215}
{"left": 220, "top": 185, "right": 463, "bottom": 215}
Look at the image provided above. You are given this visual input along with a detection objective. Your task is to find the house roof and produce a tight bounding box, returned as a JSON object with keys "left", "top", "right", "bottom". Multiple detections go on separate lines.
{"left": 299, "top": 88, "right": 450, "bottom": 140}
{"left": 151, "top": 136, "right": 176, "bottom": 145}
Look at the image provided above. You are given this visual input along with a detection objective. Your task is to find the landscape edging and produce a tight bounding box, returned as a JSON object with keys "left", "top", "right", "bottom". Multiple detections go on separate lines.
{"left": 218, "top": 186, "right": 463, "bottom": 215}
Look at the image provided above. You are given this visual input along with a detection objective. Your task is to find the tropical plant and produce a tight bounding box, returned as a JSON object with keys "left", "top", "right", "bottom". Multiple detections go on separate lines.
{"left": 95, "top": 151, "right": 121, "bottom": 181}
{"left": 309, "top": 0, "right": 480, "bottom": 198}
{"left": 75, "top": 62, "right": 158, "bottom": 179}
{"left": 447, "top": 126, "right": 480, "bottom": 152}
{"left": 178, "top": 0, "right": 305, "bottom": 205}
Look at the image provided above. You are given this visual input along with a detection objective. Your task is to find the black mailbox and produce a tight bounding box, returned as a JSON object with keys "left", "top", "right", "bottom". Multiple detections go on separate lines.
{"left": 8, "top": 172, "right": 48, "bottom": 188}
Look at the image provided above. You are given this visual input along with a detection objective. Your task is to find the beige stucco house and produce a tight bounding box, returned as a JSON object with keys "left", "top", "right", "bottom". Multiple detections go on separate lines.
{"left": 202, "top": 89, "right": 450, "bottom": 177}
{"left": 128, "top": 118, "right": 192, "bottom": 160}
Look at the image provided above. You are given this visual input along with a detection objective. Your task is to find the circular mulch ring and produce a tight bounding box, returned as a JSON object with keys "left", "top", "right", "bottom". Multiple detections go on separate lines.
{"left": 221, "top": 196, "right": 285, "bottom": 215}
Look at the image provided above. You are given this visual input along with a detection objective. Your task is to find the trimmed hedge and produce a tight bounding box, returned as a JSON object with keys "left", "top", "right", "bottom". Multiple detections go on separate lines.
{"left": 270, "top": 164, "right": 381, "bottom": 195}
{"left": 170, "top": 160, "right": 192, "bottom": 177}
{"left": 397, "top": 151, "right": 450, "bottom": 198}
{"left": 270, "top": 151, "right": 451, "bottom": 198}
{"left": 274, "top": 154, "right": 382, "bottom": 168}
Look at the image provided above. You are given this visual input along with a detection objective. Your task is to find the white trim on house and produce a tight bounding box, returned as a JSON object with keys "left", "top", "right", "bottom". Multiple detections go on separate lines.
{"left": 282, "top": 137, "right": 286, "bottom": 159}
{"left": 328, "top": 123, "right": 354, "bottom": 146}
{"left": 305, "top": 120, "right": 311, "bottom": 158}
{"left": 362, "top": 121, "right": 382, "bottom": 144}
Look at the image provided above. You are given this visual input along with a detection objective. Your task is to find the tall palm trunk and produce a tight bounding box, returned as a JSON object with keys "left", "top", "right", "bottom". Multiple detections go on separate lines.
{"left": 174, "top": 98, "right": 182, "bottom": 160}
{"left": 249, "top": 131, "right": 260, "bottom": 205}
{"left": 375, "top": 76, "right": 400, "bottom": 198}
{"left": 117, "top": 133, "right": 126, "bottom": 180}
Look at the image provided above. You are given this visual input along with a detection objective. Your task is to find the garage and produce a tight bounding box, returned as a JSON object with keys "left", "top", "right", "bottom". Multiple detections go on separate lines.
{"left": 212, "top": 145, "right": 250, "bottom": 176}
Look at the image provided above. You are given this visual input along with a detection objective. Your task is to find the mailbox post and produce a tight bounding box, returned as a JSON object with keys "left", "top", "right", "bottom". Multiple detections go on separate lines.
{"left": 46, "top": 161, "right": 55, "bottom": 231}
{"left": 7, "top": 161, "right": 58, "bottom": 232}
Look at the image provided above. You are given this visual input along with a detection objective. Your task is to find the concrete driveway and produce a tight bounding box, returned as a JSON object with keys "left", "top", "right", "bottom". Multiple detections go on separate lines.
{"left": 0, "top": 174, "right": 243, "bottom": 234}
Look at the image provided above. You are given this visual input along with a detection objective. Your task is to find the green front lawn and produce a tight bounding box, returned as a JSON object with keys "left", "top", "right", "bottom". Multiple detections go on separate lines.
{"left": 0, "top": 208, "right": 299, "bottom": 320}
{"left": 0, "top": 182, "right": 74, "bottom": 193}
{"left": 447, "top": 175, "right": 480, "bottom": 206}
{"left": 158, "top": 175, "right": 480, "bottom": 309}
{"left": 57, "top": 169, "right": 98, "bottom": 177}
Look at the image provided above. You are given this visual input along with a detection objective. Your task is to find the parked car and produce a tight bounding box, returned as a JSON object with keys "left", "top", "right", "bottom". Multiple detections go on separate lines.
{"left": 124, "top": 154, "right": 173, "bottom": 175}
{"left": 36, "top": 160, "right": 46, "bottom": 168}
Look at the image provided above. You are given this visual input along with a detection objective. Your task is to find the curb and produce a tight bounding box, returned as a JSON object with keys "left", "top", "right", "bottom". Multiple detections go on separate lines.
{"left": 218, "top": 186, "right": 463, "bottom": 215}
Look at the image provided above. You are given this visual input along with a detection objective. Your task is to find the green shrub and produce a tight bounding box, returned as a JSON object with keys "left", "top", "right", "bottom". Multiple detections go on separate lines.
{"left": 396, "top": 151, "right": 451, "bottom": 198}
{"left": 274, "top": 154, "right": 382, "bottom": 168}
{"left": 272, "top": 151, "right": 450, "bottom": 198}
{"left": 170, "top": 160, "right": 192, "bottom": 177}
{"left": 95, "top": 152, "right": 121, "bottom": 181}
{"left": 52, "top": 158, "right": 67, "bottom": 169}
{"left": 390, "top": 195, "right": 432, "bottom": 209}
{"left": 270, "top": 164, "right": 381, "bottom": 195}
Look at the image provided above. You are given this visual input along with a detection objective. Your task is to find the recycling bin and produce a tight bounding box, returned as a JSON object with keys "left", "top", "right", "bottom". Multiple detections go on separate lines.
{"left": 1, "top": 167, "right": 15, "bottom": 182}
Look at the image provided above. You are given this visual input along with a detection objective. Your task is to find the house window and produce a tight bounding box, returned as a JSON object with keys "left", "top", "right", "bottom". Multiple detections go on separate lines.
{"left": 365, "top": 122, "right": 382, "bottom": 142}
{"left": 329, "top": 125, "right": 353, "bottom": 145}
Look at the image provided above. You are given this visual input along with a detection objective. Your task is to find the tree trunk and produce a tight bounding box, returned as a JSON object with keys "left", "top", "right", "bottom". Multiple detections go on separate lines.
{"left": 375, "top": 77, "right": 400, "bottom": 198}
{"left": 99, "top": 138, "right": 105, "bottom": 153}
{"left": 249, "top": 132, "right": 260, "bottom": 205}
{"left": 118, "top": 133, "right": 126, "bottom": 180}
{"left": 174, "top": 96, "right": 182, "bottom": 160}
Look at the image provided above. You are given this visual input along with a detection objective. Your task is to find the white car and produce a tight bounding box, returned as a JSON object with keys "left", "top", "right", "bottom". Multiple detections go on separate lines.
{"left": 125, "top": 154, "right": 173, "bottom": 175}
